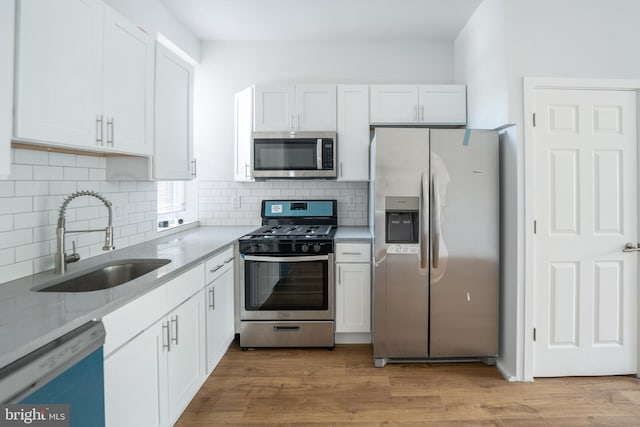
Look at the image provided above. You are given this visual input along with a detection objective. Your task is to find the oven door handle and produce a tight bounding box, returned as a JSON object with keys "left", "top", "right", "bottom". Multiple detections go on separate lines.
{"left": 243, "top": 255, "right": 329, "bottom": 262}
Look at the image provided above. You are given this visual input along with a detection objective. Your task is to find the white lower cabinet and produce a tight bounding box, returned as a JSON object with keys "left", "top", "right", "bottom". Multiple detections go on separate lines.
{"left": 205, "top": 247, "right": 235, "bottom": 374}
{"left": 103, "top": 263, "right": 206, "bottom": 427}
{"left": 335, "top": 263, "right": 371, "bottom": 333}
{"left": 104, "top": 318, "right": 165, "bottom": 427}
{"left": 335, "top": 242, "right": 371, "bottom": 342}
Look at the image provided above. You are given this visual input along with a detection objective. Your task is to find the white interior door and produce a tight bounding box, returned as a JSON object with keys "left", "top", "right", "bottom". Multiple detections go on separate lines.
{"left": 533, "top": 88, "right": 638, "bottom": 376}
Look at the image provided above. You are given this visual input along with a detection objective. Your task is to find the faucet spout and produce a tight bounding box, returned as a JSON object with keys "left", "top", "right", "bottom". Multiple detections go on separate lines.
{"left": 55, "top": 190, "right": 115, "bottom": 274}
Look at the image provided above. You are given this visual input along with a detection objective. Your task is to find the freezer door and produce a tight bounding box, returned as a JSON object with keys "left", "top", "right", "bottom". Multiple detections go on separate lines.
{"left": 371, "top": 127, "right": 430, "bottom": 360}
{"left": 429, "top": 129, "right": 499, "bottom": 357}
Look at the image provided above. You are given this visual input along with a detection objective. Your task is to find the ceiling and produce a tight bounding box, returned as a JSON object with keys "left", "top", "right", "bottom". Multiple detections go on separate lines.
{"left": 160, "top": 0, "right": 484, "bottom": 41}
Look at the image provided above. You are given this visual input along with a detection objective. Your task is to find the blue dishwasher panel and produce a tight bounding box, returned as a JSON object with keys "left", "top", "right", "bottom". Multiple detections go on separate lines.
{"left": 20, "top": 347, "right": 105, "bottom": 427}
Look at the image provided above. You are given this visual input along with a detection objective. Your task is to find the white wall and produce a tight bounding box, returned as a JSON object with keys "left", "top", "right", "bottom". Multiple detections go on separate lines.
{"left": 454, "top": 0, "right": 520, "bottom": 381}
{"left": 454, "top": 0, "right": 508, "bottom": 129}
{"left": 195, "top": 40, "right": 454, "bottom": 181}
{"left": 457, "top": 0, "right": 640, "bottom": 381}
{"left": 103, "top": 0, "right": 200, "bottom": 61}
{"left": 506, "top": 0, "right": 640, "bottom": 123}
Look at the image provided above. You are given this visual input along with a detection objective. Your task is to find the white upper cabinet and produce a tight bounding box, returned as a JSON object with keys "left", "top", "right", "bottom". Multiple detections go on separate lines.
{"left": 370, "top": 85, "right": 466, "bottom": 125}
{"left": 418, "top": 85, "right": 467, "bottom": 124}
{"left": 15, "top": 0, "right": 103, "bottom": 149}
{"left": 0, "top": 0, "right": 14, "bottom": 178}
{"left": 14, "top": 0, "right": 153, "bottom": 156}
{"left": 101, "top": 6, "right": 154, "bottom": 155}
{"left": 234, "top": 86, "right": 254, "bottom": 182}
{"left": 337, "top": 85, "right": 369, "bottom": 181}
{"left": 253, "top": 84, "right": 294, "bottom": 132}
{"left": 369, "top": 85, "right": 419, "bottom": 123}
{"left": 254, "top": 84, "right": 336, "bottom": 132}
{"left": 153, "top": 42, "right": 194, "bottom": 180}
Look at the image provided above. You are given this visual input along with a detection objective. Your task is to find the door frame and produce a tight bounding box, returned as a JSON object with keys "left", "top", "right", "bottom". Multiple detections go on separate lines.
{"left": 522, "top": 78, "right": 640, "bottom": 381}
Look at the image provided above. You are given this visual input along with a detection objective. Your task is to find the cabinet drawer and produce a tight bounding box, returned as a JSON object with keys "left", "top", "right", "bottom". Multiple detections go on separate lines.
{"left": 205, "top": 246, "right": 234, "bottom": 284}
{"left": 336, "top": 243, "right": 370, "bottom": 263}
{"left": 166, "top": 262, "right": 205, "bottom": 308}
{"left": 102, "top": 285, "right": 167, "bottom": 356}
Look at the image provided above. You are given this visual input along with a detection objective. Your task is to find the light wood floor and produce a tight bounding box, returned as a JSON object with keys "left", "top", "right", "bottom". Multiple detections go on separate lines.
{"left": 176, "top": 343, "right": 640, "bottom": 426}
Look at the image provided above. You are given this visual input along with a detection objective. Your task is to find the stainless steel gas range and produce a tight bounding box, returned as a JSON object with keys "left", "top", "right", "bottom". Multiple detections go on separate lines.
{"left": 238, "top": 200, "right": 337, "bottom": 350}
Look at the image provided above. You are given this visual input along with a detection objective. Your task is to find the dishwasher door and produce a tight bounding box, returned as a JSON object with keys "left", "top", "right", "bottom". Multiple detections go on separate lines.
{"left": 0, "top": 320, "right": 106, "bottom": 427}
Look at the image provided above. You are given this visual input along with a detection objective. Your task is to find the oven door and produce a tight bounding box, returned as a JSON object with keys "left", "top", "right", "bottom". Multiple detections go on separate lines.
{"left": 240, "top": 254, "right": 334, "bottom": 321}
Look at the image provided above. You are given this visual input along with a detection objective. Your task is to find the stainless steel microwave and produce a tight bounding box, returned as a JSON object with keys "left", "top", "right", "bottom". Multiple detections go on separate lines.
{"left": 252, "top": 132, "right": 337, "bottom": 179}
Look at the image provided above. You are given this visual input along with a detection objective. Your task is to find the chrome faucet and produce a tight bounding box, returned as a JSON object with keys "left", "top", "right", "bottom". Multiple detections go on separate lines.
{"left": 55, "top": 190, "right": 115, "bottom": 274}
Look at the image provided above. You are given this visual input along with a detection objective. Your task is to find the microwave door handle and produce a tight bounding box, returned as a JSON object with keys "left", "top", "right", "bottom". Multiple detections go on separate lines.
{"left": 317, "top": 139, "right": 323, "bottom": 170}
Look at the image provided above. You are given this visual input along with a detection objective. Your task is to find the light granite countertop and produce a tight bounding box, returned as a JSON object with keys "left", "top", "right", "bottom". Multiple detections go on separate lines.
{"left": 334, "top": 226, "right": 372, "bottom": 241}
{"left": 0, "top": 226, "right": 255, "bottom": 369}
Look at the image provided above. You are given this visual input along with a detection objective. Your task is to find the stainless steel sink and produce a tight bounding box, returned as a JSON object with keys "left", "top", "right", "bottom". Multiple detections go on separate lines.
{"left": 35, "top": 259, "right": 171, "bottom": 292}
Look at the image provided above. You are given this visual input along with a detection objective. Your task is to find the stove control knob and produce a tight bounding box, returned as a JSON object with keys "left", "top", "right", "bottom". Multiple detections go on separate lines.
{"left": 301, "top": 244, "right": 310, "bottom": 253}
{"left": 259, "top": 243, "right": 271, "bottom": 252}
{"left": 313, "top": 244, "right": 322, "bottom": 253}
{"left": 249, "top": 244, "right": 259, "bottom": 253}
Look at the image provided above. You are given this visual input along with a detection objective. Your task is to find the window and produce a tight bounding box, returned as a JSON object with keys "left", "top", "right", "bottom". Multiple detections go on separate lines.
{"left": 157, "top": 181, "right": 196, "bottom": 229}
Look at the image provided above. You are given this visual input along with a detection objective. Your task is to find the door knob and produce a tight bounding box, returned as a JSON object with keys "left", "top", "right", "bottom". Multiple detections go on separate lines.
{"left": 623, "top": 242, "right": 640, "bottom": 252}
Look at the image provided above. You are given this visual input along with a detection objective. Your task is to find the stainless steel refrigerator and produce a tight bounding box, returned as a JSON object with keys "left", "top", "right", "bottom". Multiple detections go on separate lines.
{"left": 370, "top": 127, "right": 499, "bottom": 367}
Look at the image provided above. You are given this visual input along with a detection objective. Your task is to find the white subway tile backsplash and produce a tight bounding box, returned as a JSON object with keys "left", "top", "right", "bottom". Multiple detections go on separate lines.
{"left": 8, "top": 164, "right": 33, "bottom": 180}
{"left": 0, "top": 197, "right": 32, "bottom": 215}
{"left": 0, "top": 261, "right": 34, "bottom": 284}
{"left": 75, "top": 206, "right": 101, "bottom": 221}
{"left": 1, "top": 149, "right": 162, "bottom": 284}
{"left": 49, "top": 152, "right": 77, "bottom": 167}
{"left": 15, "top": 181, "right": 49, "bottom": 197}
{"left": 77, "top": 155, "right": 101, "bottom": 168}
{"left": 0, "top": 229, "right": 33, "bottom": 250}
{"left": 49, "top": 181, "right": 77, "bottom": 195}
{"left": 0, "top": 248, "right": 16, "bottom": 267}
{"left": 14, "top": 149, "right": 48, "bottom": 165}
{"left": 14, "top": 211, "right": 49, "bottom": 230}
{"left": 0, "top": 181, "right": 14, "bottom": 197}
{"left": 198, "top": 180, "right": 368, "bottom": 227}
{"left": 15, "top": 242, "right": 50, "bottom": 263}
{"left": 89, "top": 168, "right": 106, "bottom": 181}
{"left": 33, "top": 165, "right": 63, "bottom": 180}
{"left": 0, "top": 215, "right": 14, "bottom": 232}
{"left": 63, "top": 167, "right": 89, "bottom": 181}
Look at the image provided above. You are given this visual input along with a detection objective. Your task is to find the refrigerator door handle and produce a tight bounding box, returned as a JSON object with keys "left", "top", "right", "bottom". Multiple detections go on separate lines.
{"left": 421, "top": 172, "right": 429, "bottom": 269}
{"left": 432, "top": 173, "right": 441, "bottom": 269}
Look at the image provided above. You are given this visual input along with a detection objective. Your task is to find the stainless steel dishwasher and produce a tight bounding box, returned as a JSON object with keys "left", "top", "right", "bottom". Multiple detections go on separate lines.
{"left": 0, "top": 320, "right": 106, "bottom": 427}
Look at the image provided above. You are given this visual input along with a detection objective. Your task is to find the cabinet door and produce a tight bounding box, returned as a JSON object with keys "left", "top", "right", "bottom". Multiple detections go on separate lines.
{"left": 295, "top": 84, "right": 336, "bottom": 131}
{"left": 418, "top": 85, "right": 467, "bottom": 125}
{"left": 167, "top": 291, "right": 205, "bottom": 424}
{"left": 335, "top": 263, "right": 371, "bottom": 333}
{"left": 104, "top": 319, "right": 167, "bottom": 427}
{"left": 369, "top": 85, "right": 418, "bottom": 123}
{"left": 337, "top": 85, "right": 369, "bottom": 181}
{"left": 154, "top": 43, "right": 194, "bottom": 180}
{"left": 14, "top": 0, "right": 103, "bottom": 148}
{"left": 102, "top": 5, "right": 153, "bottom": 155}
{"left": 205, "top": 267, "right": 235, "bottom": 374}
{"left": 234, "top": 87, "right": 254, "bottom": 181}
{"left": 0, "top": 0, "right": 14, "bottom": 177}
{"left": 253, "top": 84, "right": 294, "bottom": 131}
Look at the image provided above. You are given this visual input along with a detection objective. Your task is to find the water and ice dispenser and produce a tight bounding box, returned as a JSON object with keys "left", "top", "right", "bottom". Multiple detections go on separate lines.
{"left": 385, "top": 197, "right": 419, "bottom": 244}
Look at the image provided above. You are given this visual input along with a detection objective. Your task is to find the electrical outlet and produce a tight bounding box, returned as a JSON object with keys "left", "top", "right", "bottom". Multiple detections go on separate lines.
{"left": 232, "top": 195, "right": 241, "bottom": 209}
